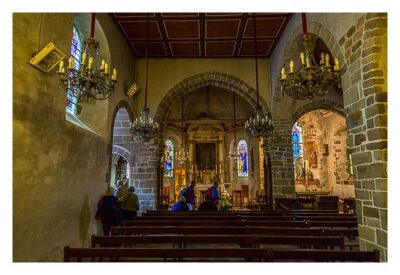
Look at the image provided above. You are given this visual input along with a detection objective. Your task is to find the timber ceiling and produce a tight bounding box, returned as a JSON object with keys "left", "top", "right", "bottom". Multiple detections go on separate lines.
{"left": 111, "top": 13, "right": 292, "bottom": 58}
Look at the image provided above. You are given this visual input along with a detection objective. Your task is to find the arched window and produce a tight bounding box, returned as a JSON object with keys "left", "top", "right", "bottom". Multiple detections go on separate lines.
{"left": 237, "top": 140, "right": 248, "bottom": 177}
{"left": 66, "top": 26, "right": 82, "bottom": 115}
{"left": 292, "top": 122, "right": 304, "bottom": 179}
{"left": 164, "top": 139, "right": 174, "bottom": 177}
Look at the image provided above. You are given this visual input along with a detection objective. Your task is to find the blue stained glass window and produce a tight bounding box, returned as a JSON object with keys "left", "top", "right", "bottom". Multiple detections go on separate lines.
{"left": 164, "top": 139, "right": 174, "bottom": 177}
{"left": 292, "top": 122, "right": 304, "bottom": 162}
{"left": 66, "top": 26, "right": 82, "bottom": 115}
{"left": 237, "top": 140, "right": 248, "bottom": 177}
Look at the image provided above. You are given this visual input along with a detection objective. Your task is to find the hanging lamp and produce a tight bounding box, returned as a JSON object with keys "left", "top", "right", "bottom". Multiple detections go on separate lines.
{"left": 280, "top": 13, "right": 341, "bottom": 100}
{"left": 130, "top": 13, "right": 159, "bottom": 141}
{"left": 244, "top": 13, "right": 274, "bottom": 138}
{"left": 57, "top": 13, "right": 117, "bottom": 100}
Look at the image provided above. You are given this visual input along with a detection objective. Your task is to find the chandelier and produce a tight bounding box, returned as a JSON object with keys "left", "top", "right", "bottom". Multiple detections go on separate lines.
{"left": 175, "top": 96, "right": 189, "bottom": 163}
{"left": 244, "top": 13, "right": 274, "bottom": 138}
{"left": 280, "top": 13, "right": 341, "bottom": 100}
{"left": 130, "top": 13, "right": 159, "bottom": 141}
{"left": 57, "top": 13, "right": 117, "bottom": 100}
{"left": 229, "top": 92, "right": 240, "bottom": 161}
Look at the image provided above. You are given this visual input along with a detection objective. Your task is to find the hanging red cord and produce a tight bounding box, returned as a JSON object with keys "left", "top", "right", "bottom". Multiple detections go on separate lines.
{"left": 90, "top": 13, "right": 96, "bottom": 38}
{"left": 301, "top": 13, "right": 308, "bottom": 34}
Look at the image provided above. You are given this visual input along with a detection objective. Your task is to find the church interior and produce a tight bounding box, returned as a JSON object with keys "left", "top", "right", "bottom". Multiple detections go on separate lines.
{"left": 12, "top": 11, "right": 388, "bottom": 263}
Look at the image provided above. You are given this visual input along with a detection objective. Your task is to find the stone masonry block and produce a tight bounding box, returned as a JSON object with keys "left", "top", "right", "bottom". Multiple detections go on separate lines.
{"left": 362, "top": 179, "right": 375, "bottom": 190}
{"left": 367, "top": 128, "right": 387, "bottom": 141}
{"left": 372, "top": 191, "right": 387, "bottom": 208}
{"left": 363, "top": 206, "right": 380, "bottom": 219}
{"left": 355, "top": 188, "right": 370, "bottom": 200}
{"left": 376, "top": 229, "right": 387, "bottom": 248}
{"left": 375, "top": 178, "right": 387, "bottom": 191}
{"left": 358, "top": 225, "right": 376, "bottom": 242}
{"left": 366, "top": 141, "right": 387, "bottom": 150}
{"left": 352, "top": 151, "right": 372, "bottom": 165}
{"left": 365, "top": 103, "right": 386, "bottom": 118}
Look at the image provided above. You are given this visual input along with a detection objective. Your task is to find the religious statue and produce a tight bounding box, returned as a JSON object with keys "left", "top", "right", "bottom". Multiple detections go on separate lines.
{"left": 310, "top": 151, "right": 318, "bottom": 168}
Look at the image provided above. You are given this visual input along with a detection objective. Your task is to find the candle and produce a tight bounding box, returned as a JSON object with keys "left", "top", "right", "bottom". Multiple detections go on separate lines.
{"left": 289, "top": 60, "right": 294, "bottom": 73}
{"left": 281, "top": 68, "right": 285, "bottom": 80}
{"left": 112, "top": 68, "right": 117, "bottom": 80}
{"left": 100, "top": 59, "right": 105, "bottom": 70}
{"left": 320, "top": 52, "right": 325, "bottom": 65}
{"left": 68, "top": 57, "right": 73, "bottom": 69}
{"left": 325, "top": 53, "right": 330, "bottom": 67}
{"left": 61, "top": 68, "right": 65, "bottom": 73}
{"left": 58, "top": 60, "right": 64, "bottom": 72}
{"left": 104, "top": 63, "right": 109, "bottom": 74}
{"left": 334, "top": 58, "right": 340, "bottom": 71}
{"left": 88, "top": 57, "right": 93, "bottom": 69}
{"left": 300, "top": 52, "right": 305, "bottom": 65}
{"left": 306, "top": 57, "right": 310, "bottom": 68}
{"left": 81, "top": 52, "right": 86, "bottom": 65}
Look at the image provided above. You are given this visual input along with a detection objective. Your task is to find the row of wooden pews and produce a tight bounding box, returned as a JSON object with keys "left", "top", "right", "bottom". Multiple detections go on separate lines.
{"left": 64, "top": 210, "right": 379, "bottom": 262}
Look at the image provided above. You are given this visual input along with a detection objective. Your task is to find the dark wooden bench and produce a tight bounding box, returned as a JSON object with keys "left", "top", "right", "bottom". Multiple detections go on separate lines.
{"left": 64, "top": 246, "right": 271, "bottom": 262}
{"left": 271, "top": 249, "right": 379, "bottom": 262}
{"left": 111, "top": 226, "right": 358, "bottom": 239}
{"left": 91, "top": 234, "right": 345, "bottom": 250}
{"left": 126, "top": 220, "right": 357, "bottom": 228}
{"left": 64, "top": 246, "right": 379, "bottom": 262}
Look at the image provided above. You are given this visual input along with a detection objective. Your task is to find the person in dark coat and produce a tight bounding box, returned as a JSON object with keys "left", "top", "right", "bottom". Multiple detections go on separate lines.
{"left": 97, "top": 186, "right": 123, "bottom": 236}
{"left": 185, "top": 180, "right": 196, "bottom": 210}
{"left": 198, "top": 194, "right": 218, "bottom": 211}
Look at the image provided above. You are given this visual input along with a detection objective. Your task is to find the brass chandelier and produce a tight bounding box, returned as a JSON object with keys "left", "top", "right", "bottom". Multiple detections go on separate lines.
{"left": 130, "top": 13, "right": 159, "bottom": 141}
{"left": 57, "top": 13, "right": 117, "bottom": 100}
{"left": 280, "top": 13, "right": 341, "bottom": 100}
{"left": 244, "top": 13, "right": 274, "bottom": 139}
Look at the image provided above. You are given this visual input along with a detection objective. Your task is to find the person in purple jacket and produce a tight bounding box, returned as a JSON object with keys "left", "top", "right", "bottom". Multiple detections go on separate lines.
{"left": 185, "top": 180, "right": 197, "bottom": 210}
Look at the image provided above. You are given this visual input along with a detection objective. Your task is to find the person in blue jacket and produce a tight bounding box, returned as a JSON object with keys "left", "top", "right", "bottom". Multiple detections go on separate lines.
{"left": 171, "top": 196, "right": 189, "bottom": 211}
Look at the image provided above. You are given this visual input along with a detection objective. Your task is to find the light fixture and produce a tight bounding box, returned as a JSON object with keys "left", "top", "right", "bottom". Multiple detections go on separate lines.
{"left": 229, "top": 92, "right": 240, "bottom": 161}
{"left": 130, "top": 13, "right": 159, "bottom": 141}
{"left": 57, "top": 13, "right": 117, "bottom": 100}
{"left": 244, "top": 13, "right": 274, "bottom": 138}
{"left": 175, "top": 96, "right": 189, "bottom": 164}
{"left": 280, "top": 13, "right": 341, "bottom": 100}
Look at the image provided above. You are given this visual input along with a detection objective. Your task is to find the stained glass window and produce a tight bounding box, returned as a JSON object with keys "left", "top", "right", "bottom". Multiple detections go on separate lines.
{"left": 237, "top": 140, "right": 248, "bottom": 177}
{"left": 164, "top": 139, "right": 174, "bottom": 177}
{"left": 292, "top": 122, "right": 304, "bottom": 179}
{"left": 66, "top": 26, "right": 82, "bottom": 115}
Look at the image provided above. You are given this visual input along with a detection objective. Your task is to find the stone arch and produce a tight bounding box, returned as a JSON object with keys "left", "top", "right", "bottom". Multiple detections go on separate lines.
{"left": 292, "top": 99, "right": 345, "bottom": 124}
{"left": 154, "top": 71, "right": 270, "bottom": 128}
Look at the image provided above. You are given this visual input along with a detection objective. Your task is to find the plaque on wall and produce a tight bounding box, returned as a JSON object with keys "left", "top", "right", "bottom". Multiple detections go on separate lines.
{"left": 195, "top": 143, "right": 216, "bottom": 169}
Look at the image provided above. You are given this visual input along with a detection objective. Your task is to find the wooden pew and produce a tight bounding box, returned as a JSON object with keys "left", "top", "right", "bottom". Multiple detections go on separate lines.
{"left": 136, "top": 215, "right": 241, "bottom": 221}
{"left": 91, "top": 234, "right": 257, "bottom": 248}
{"left": 64, "top": 246, "right": 271, "bottom": 262}
{"left": 111, "top": 226, "right": 358, "bottom": 239}
{"left": 271, "top": 249, "right": 379, "bottom": 262}
{"left": 91, "top": 234, "right": 345, "bottom": 250}
{"left": 64, "top": 247, "right": 378, "bottom": 262}
{"left": 126, "top": 220, "right": 357, "bottom": 228}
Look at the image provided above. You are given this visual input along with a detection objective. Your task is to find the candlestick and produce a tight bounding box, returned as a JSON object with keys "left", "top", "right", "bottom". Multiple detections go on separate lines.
{"left": 68, "top": 57, "right": 73, "bottom": 69}
{"left": 104, "top": 63, "right": 109, "bottom": 74}
{"left": 58, "top": 60, "right": 64, "bottom": 72}
{"left": 81, "top": 52, "right": 86, "bottom": 65}
{"left": 300, "top": 52, "right": 305, "bottom": 65}
{"left": 88, "top": 57, "right": 93, "bottom": 69}
{"left": 281, "top": 68, "right": 285, "bottom": 80}
{"left": 289, "top": 60, "right": 294, "bottom": 73}
{"left": 100, "top": 59, "right": 105, "bottom": 70}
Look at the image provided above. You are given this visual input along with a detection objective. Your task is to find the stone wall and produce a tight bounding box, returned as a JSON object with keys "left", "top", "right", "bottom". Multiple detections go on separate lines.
{"left": 270, "top": 13, "right": 387, "bottom": 260}
{"left": 13, "top": 13, "right": 135, "bottom": 261}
